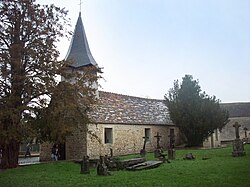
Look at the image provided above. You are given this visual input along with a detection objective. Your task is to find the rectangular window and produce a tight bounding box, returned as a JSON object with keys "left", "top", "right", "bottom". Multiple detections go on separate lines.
{"left": 104, "top": 128, "right": 113, "bottom": 144}
{"left": 145, "top": 128, "right": 151, "bottom": 142}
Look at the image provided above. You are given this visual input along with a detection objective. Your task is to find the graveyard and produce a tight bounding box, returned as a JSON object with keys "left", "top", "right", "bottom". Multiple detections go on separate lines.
{"left": 0, "top": 2, "right": 250, "bottom": 187}
{"left": 1, "top": 145, "right": 250, "bottom": 187}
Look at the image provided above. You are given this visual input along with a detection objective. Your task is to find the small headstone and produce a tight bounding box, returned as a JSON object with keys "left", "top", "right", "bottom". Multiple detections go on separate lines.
{"left": 154, "top": 149, "right": 162, "bottom": 158}
{"left": 97, "top": 156, "right": 111, "bottom": 176}
{"left": 232, "top": 139, "right": 246, "bottom": 156}
{"left": 80, "top": 155, "right": 90, "bottom": 174}
{"left": 168, "top": 149, "right": 175, "bottom": 160}
{"left": 184, "top": 153, "right": 195, "bottom": 160}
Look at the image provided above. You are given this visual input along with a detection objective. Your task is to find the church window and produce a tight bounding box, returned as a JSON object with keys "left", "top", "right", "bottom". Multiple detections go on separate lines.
{"left": 145, "top": 128, "right": 151, "bottom": 142}
{"left": 104, "top": 128, "right": 113, "bottom": 144}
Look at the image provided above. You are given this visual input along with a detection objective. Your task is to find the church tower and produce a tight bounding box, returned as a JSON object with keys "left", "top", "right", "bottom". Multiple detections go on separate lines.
{"left": 60, "top": 12, "right": 99, "bottom": 160}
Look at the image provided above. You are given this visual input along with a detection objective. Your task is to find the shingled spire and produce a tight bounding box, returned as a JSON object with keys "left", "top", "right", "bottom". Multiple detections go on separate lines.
{"left": 65, "top": 12, "right": 98, "bottom": 68}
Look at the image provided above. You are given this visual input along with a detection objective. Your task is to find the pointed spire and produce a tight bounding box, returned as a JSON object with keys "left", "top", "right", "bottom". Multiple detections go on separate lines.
{"left": 65, "top": 12, "right": 98, "bottom": 68}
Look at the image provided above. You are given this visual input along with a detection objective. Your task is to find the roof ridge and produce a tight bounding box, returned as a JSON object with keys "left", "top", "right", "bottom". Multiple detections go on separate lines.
{"left": 99, "top": 90, "right": 164, "bottom": 102}
{"left": 221, "top": 102, "right": 250, "bottom": 105}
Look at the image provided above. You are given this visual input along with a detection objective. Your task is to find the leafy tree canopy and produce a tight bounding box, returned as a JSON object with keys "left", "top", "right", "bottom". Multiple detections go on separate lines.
{"left": 164, "top": 75, "right": 229, "bottom": 147}
{"left": 0, "top": 0, "right": 100, "bottom": 168}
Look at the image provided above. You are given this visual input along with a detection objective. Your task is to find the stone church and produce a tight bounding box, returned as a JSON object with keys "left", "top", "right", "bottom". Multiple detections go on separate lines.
{"left": 40, "top": 12, "right": 181, "bottom": 161}
{"left": 40, "top": 12, "right": 250, "bottom": 161}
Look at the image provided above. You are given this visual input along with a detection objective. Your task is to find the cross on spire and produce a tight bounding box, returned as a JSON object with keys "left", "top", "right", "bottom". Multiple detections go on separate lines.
{"left": 79, "top": 0, "right": 83, "bottom": 13}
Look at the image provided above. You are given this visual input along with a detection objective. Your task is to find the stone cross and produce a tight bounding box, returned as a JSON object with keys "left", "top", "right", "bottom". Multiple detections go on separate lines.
{"left": 232, "top": 123, "right": 246, "bottom": 157}
{"left": 233, "top": 122, "right": 241, "bottom": 139}
{"left": 140, "top": 136, "right": 148, "bottom": 157}
{"left": 142, "top": 136, "right": 148, "bottom": 150}
{"left": 154, "top": 132, "right": 162, "bottom": 149}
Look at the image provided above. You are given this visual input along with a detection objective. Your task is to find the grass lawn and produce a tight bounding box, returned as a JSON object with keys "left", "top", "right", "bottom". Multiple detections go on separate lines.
{"left": 1, "top": 145, "right": 250, "bottom": 187}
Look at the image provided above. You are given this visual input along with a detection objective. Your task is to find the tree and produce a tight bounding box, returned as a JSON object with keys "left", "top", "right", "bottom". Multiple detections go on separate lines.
{"left": 0, "top": 0, "right": 99, "bottom": 168}
{"left": 164, "top": 75, "right": 229, "bottom": 147}
{"left": 34, "top": 67, "right": 100, "bottom": 144}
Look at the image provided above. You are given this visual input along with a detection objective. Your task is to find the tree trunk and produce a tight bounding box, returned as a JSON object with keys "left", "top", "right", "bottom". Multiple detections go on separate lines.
{"left": 0, "top": 140, "right": 19, "bottom": 169}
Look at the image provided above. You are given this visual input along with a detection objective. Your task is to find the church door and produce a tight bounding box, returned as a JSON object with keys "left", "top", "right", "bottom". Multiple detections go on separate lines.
{"left": 58, "top": 143, "right": 66, "bottom": 160}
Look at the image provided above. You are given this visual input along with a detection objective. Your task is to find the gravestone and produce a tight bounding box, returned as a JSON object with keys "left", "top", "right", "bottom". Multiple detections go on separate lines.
{"left": 80, "top": 155, "right": 90, "bottom": 174}
{"left": 184, "top": 153, "right": 195, "bottom": 160}
{"left": 153, "top": 132, "right": 168, "bottom": 162}
{"left": 168, "top": 129, "right": 175, "bottom": 160}
{"left": 232, "top": 122, "right": 246, "bottom": 157}
{"left": 97, "top": 156, "right": 111, "bottom": 176}
{"left": 154, "top": 132, "right": 163, "bottom": 158}
{"left": 155, "top": 132, "right": 162, "bottom": 149}
{"left": 140, "top": 136, "right": 148, "bottom": 157}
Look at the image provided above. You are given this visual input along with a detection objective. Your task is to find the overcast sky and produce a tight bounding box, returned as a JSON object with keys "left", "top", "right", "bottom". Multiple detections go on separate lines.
{"left": 38, "top": 0, "right": 250, "bottom": 103}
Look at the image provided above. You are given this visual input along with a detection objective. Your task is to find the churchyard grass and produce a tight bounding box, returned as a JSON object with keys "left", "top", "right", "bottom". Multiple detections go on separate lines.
{"left": 1, "top": 145, "right": 250, "bottom": 187}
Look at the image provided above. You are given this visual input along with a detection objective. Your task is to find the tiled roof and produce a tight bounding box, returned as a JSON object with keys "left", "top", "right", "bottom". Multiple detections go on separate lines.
{"left": 220, "top": 102, "right": 250, "bottom": 117}
{"left": 90, "top": 91, "right": 173, "bottom": 125}
{"left": 65, "top": 13, "right": 98, "bottom": 68}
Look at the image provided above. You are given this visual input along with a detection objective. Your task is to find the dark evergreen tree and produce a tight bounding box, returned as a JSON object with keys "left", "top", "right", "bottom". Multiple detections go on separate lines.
{"left": 164, "top": 75, "right": 229, "bottom": 147}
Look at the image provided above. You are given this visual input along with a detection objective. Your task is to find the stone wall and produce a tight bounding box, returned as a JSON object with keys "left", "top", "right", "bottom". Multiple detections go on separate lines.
{"left": 66, "top": 124, "right": 87, "bottom": 160}
{"left": 220, "top": 117, "right": 250, "bottom": 142}
{"left": 40, "top": 124, "right": 87, "bottom": 161}
{"left": 203, "top": 129, "right": 221, "bottom": 148}
{"left": 40, "top": 123, "right": 180, "bottom": 161}
{"left": 40, "top": 142, "right": 53, "bottom": 161}
{"left": 87, "top": 123, "right": 180, "bottom": 159}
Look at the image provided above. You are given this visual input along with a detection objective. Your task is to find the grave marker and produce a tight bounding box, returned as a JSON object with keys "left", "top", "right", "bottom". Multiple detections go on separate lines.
{"left": 140, "top": 136, "right": 148, "bottom": 157}
{"left": 168, "top": 129, "right": 175, "bottom": 160}
{"left": 80, "top": 155, "right": 90, "bottom": 174}
{"left": 232, "top": 122, "right": 246, "bottom": 157}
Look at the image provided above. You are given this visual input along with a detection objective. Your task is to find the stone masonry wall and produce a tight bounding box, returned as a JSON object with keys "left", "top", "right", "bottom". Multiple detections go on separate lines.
{"left": 220, "top": 117, "right": 250, "bottom": 141}
{"left": 203, "top": 129, "right": 221, "bottom": 148}
{"left": 66, "top": 124, "right": 87, "bottom": 160}
{"left": 40, "top": 124, "right": 87, "bottom": 161}
{"left": 40, "top": 142, "right": 53, "bottom": 161}
{"left": 87, "top": 123, "right": 179, "bottom": 159}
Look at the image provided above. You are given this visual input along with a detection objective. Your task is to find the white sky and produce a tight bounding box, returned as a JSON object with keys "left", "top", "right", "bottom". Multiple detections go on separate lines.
{"left": 37, "top": 0, "right": 250, "bottom": 103}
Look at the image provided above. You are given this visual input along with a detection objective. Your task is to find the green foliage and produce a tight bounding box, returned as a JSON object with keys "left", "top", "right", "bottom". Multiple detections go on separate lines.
{"left": 34, "top": 67, "right": 100, "bottom": 144}
{"left": 1, "top": 145, "right": 250, "bottom": 187}
{"left": 165, "top": 75, "right": 229, "bottom": 147}
{"left": 0, "top": 0, "right": 100, "bottom": 168}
